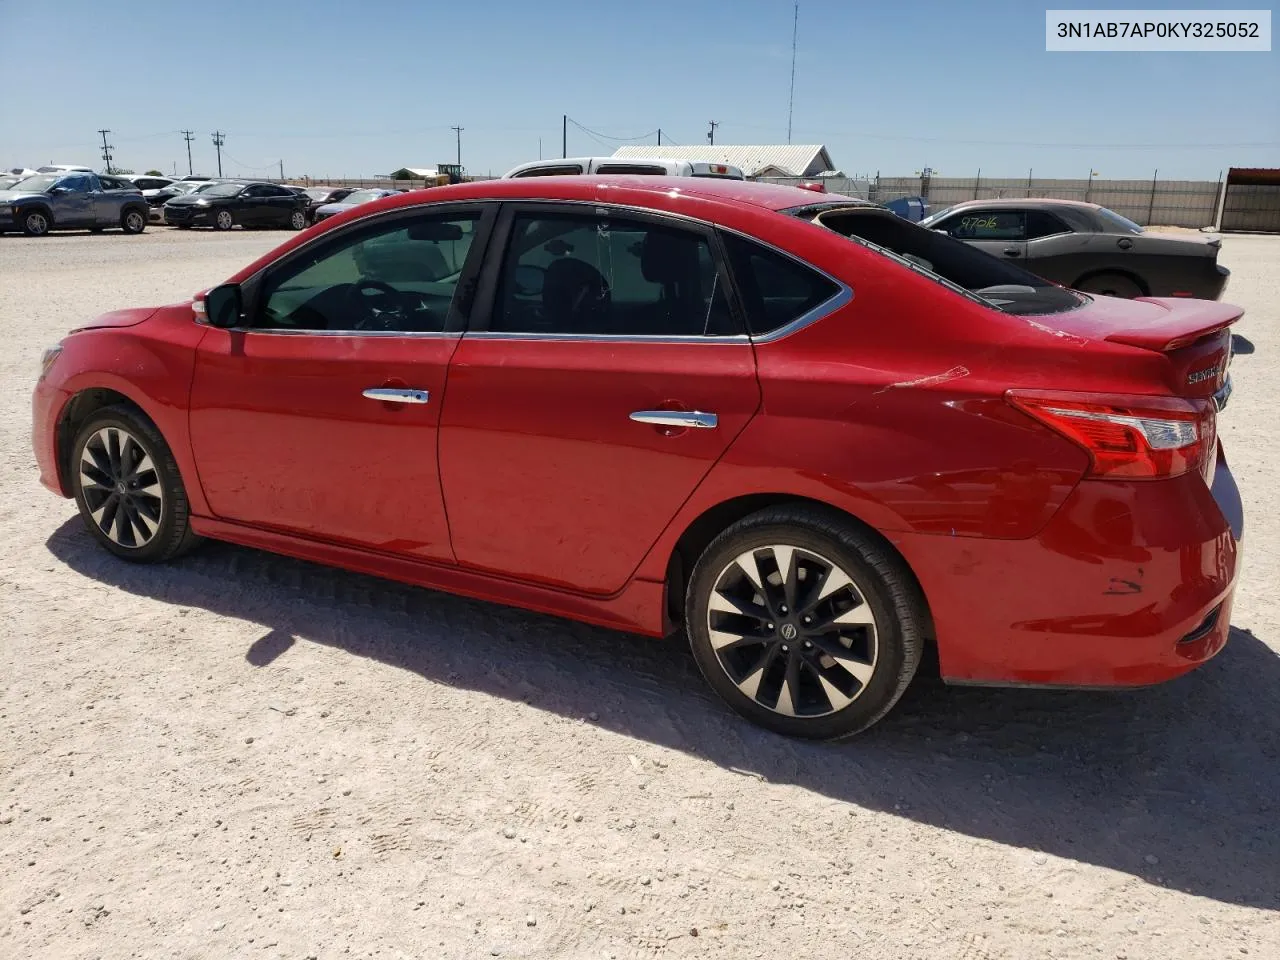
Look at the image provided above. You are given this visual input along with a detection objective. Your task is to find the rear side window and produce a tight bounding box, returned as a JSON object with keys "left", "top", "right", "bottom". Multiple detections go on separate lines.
{"left": 593, "top": 164, "right": 668, "bottom": 175}
{"left": 1026, "top": 210, "right": 1071, "bottom": 239}
{"left": 721, "top": 233, "right": 840, "bottom": 336}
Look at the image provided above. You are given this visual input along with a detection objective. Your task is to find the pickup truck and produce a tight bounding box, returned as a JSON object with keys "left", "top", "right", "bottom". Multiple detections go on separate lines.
{"left": 0, "top": 172, "right": 150, "bottom": 236}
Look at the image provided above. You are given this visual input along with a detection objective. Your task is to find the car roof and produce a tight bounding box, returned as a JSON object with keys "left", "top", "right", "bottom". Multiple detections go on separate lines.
{"left": 344, "top": 175, "right": 859, "bottom": 215}
{"left": 943, "top": 197, "right": 1101, "bottom": 211}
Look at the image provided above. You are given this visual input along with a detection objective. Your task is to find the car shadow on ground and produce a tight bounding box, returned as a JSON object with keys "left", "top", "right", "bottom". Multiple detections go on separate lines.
{"left": 47, "top": 519, "right": 1278, "bottom": 911}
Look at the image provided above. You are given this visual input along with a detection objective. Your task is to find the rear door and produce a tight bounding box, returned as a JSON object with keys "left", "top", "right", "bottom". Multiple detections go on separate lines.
{"left": 438, "top": 203, "right": 760, "bottom": 594}
{"left": 260, "top": 184, "right": 299, "bottom": 226}
{"left": 932, "top": 207, "right": 1027, "bottom": 262}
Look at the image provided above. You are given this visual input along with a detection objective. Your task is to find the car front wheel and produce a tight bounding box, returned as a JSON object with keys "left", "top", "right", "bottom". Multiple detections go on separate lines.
{"left": 22, "top": 209, "right": 51, "bottom": 236}
{"left": 71, "top": 406, "right": 201, "bottom": 563}
{"left": 685, "top": 505, "right": 926, "bottom": 739}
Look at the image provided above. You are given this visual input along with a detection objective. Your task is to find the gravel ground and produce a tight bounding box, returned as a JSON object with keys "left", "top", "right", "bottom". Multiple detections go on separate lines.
{"left": 2, "top": 228, "right": 1278, "bottom": 960}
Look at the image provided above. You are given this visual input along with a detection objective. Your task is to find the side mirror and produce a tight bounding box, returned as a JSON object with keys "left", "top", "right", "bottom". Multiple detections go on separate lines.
{"left": 201, "top": 284, "right": 244, "bottom": 328}
{"left": 49, "top": 186, "right": 69, "bottom": 195}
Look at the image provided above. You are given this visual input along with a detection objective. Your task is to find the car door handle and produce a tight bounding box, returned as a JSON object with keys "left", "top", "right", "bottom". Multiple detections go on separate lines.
{"left": 629, "top": 410, "right": 718, "bottom": 429}
{"left": 362, "top": 388, "right": 430, "bottom": 404}
{"left": 1003, "top": 247, "right": 1022, "bottom": 257}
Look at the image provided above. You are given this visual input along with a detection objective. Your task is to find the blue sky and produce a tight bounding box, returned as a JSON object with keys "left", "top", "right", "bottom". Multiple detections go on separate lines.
{"left": 2, "top": 0, "right": 1276, "bottom": 180}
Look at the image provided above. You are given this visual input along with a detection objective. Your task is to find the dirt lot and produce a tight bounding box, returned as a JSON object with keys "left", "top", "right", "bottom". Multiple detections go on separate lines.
{"left": 2, "top": 228, "right": 1277, "bottom": 960}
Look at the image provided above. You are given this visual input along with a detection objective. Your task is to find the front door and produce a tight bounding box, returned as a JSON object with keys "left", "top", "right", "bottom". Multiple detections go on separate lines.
{"left": 188, "top": 205, "right": 493, "bottom": 562}
{"left": 439, "top": 205, "right": 760, "bottom": 594}
{"left": 53, "top": 174, "right": 95, "bottom": 226}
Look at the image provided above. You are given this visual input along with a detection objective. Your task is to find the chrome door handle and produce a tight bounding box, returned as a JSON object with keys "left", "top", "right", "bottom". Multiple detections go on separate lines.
{"left": 629, "top": 410, "right": 718, "bottom": 429}
{"left": 363, "top": 388, "right": 430, "bottom": 404}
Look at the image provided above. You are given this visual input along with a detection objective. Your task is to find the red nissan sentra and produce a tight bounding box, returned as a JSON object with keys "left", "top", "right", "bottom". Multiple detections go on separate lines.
{"left": 32, "top": 177, "right": 1244, "bottom": 739}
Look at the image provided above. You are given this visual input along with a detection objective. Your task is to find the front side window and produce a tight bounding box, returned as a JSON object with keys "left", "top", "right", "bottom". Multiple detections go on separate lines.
{"left": 257, "top": 211, "right": 482, "bottom": 333}
{"left": 938, "top": 209, "right": 1026, "bottom": 241}
{"left": 490, "top": 212, "right": 735, "bottom": 337}
{"left": 61, "top": 176, "right": 93, "bottom": 193}
{"left": 510, "top": 164, "right": 584, "bottom": 178}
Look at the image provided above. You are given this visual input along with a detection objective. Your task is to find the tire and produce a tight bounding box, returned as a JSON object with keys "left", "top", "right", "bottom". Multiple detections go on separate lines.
{"left": 1075, "top": 272, "right": 1144, "bottom": 298}
{"left": 213, "top": 209, "right": 234, "bottom": 231}
{"left": 288, "top": 209, "right": 307, "bottom": 230}
{"left": 685, "top": 505, "right": 926, "bottom": 740}
{"left": 70, "top": 405, "right": 202, "bottom": 563}
{"left": 22, "top": 208, "right": 51, "bottom": 236}
{"left": 177, "top": 224, "right": 192, "bottom": 230}
{"left": 121, "top": 208, "right": 147, "bottom": 234}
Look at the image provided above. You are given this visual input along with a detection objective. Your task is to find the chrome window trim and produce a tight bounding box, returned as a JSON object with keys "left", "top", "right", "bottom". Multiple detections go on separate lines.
{"left": 230, "top": 328, "right": 462, "bottom": 339}
{"left": 464, "top": 332, "right": 751, "bottom": 344}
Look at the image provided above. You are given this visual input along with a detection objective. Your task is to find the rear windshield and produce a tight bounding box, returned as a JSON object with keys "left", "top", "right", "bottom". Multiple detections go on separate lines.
{"left": 796, "top": 205, "right": 1084, "bottom": 316}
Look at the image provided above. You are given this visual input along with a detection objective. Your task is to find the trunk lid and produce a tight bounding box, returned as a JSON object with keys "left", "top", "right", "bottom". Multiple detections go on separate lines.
{"left": 1027, "top": 295, "right": 1241, "bottom": 401}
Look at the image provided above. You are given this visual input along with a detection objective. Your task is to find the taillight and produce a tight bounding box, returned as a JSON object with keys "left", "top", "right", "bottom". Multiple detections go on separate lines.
{"left": 1008, "top": 391, "right": 1215, "bottom": 480}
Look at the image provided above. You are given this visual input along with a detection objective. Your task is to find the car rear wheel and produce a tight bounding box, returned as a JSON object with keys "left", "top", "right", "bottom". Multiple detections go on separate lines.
{"left": 70, "top": 406, "right": 201, "bottom": 563}
{"left": 121, "top": 208, "right": 147, "bottom": 234}
{"left": 288, "top": 209, "right": 307, "bottom": 230}
{"left": 213, "top": 210, "right": 234, "bottom": 231}
{"left": 22, "top": 209, "right": 51, "bottom": 236}
{"left": 685, "top": 505, "right": 926, "bottom": 739}
{"left": 1076, "top": 272, "right": 1144, "bottom": 298}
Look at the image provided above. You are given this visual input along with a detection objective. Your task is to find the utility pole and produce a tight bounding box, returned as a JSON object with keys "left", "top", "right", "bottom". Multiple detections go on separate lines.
{"left": 657, "top": 128, "right": 662, "bottom": 146}
{"left": 279, "top": 159, "right": 285, "bottom": 182}
{"left": 97, "top": 129, "right": 114, "bottom": 174}
{"left": 451, "top": 125, "right": 464, "bottom": 168}
{"left": 787, "top": 2, "right": 799, "bottom": 144}
{"left": 707, "top": 121, "right": 719, "bottom": 146}
{"left": 211, "top": 131, "right": 226, "bottom": 177}
{"left": 181, "top": 130, "right": 195, "bottom": 175}
{"left": 562, "top": 114, "right": 567, "bottom": 159}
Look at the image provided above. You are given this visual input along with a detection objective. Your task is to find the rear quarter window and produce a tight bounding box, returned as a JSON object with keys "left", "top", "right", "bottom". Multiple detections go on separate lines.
{"left": 721, "top": 233, "right": 841, "bottom": 336}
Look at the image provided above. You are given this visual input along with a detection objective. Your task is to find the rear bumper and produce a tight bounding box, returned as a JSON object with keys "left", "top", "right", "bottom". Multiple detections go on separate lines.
{"left": 899, "top": 448, "right": 1241, "bottom": 687}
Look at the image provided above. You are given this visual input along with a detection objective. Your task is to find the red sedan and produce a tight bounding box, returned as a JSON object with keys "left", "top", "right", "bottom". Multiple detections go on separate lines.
{"left": 32, "top": 176, "right": 1244, "bottom": 739}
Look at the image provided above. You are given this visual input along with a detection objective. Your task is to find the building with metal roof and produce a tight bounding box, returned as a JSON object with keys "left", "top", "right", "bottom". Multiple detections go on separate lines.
{"left": 610, "top": 144, "right": 836, "bottom": 178}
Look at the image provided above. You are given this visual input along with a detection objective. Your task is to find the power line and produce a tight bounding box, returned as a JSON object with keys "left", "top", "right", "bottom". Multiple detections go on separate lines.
{"left": 211, "top": 131, "right": 226, "bottom": 177}
{"left": 565, "top": 117, "right": 660, "bottom": 143}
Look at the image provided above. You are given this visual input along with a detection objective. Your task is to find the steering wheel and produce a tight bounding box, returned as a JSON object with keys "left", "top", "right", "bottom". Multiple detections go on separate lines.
{"left": 347, "top": 279, "right": 404, "bottom": 330}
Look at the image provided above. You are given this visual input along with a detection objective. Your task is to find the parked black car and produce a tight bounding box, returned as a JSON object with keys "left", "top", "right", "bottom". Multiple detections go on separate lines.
{"left": 300, "top": 185, "right": 356, "bottom": 223}
{"left": 163, "top": 181, "right": 309, "bottom": 231}
{"left": 920, "top": 198, "right": 1230, "bottom": 300}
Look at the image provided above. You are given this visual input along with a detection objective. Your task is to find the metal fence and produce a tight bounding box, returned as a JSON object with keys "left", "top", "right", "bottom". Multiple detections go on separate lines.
{"left": 757, "top": 174, "right": 1227, "bottom": 229}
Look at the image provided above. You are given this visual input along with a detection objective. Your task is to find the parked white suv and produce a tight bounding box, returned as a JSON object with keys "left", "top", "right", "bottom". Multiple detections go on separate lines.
{"left": 503, "top": 157, "right": 745, "bottom": 180}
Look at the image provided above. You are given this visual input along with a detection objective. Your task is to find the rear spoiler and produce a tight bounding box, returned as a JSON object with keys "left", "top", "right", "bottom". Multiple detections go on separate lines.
{"left": 1103, "top": 297, "right": 1243, "bottom": 352}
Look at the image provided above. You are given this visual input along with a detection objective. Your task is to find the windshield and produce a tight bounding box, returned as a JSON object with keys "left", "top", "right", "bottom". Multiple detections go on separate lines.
{"left": 169, "top": 182, "right": 200, "bottom": 194}
{"left": 12, "top": 174, "right": 61, "bottom": 192}
{"left": 201, "top": 183, "right": 244, "bottom": 198}
{"left": 1095, "top": 206, "right": 1144, "bottom": 235}
{"left": 305, "top": 187, "right": 336, "bottom": 199}
{"left": 343, "top": 189, "right": 384, "bottom": 205}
